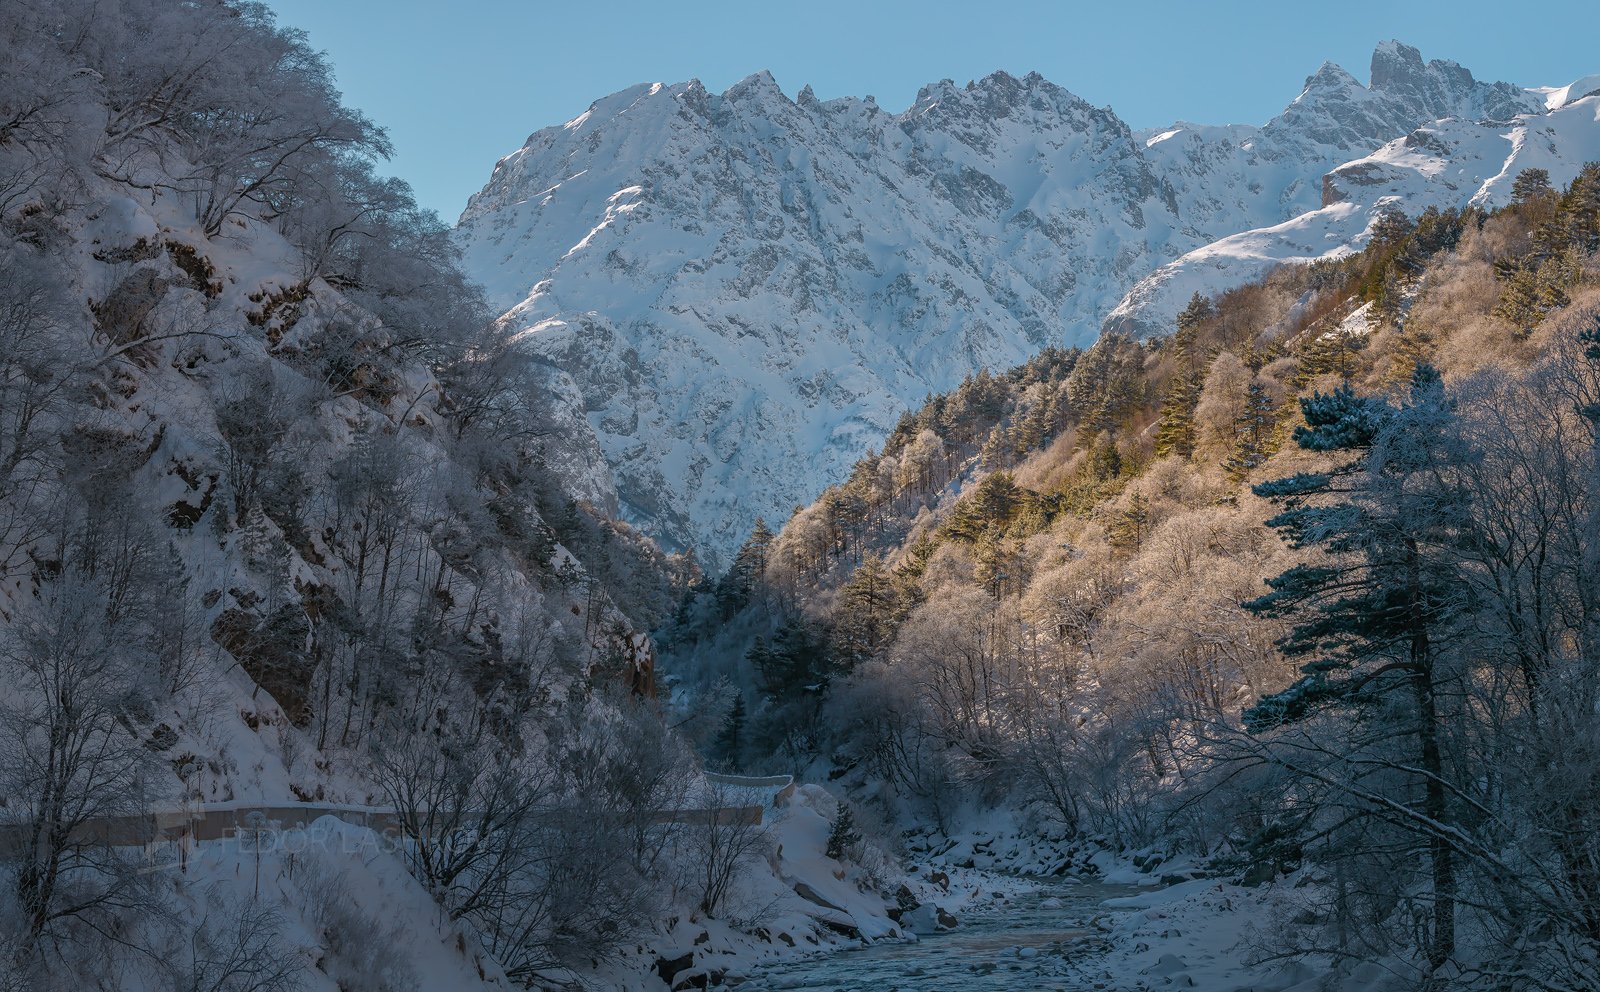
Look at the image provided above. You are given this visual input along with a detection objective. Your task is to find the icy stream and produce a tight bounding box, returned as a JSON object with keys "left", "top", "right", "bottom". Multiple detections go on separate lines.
{"left": 744, "top": 879, "right": 1141, "bottom": 991}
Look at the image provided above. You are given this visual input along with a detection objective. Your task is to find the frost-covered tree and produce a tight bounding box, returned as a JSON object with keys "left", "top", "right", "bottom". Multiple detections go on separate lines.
{"left": 1246, "top": 366, "right": 1472, "bottom": 968}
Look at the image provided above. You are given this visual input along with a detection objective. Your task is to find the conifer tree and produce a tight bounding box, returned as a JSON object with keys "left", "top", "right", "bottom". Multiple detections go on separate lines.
{"left": 973, "top": 530, "right": 1025, "bottom": 599}
{"left": 834, "top": 554, "right": 900, "bottom": 666}
{"left": 1085, "top": 437, "right": 1122, "bottom": 483}
{"left": 1225, "top": 381, "right": 1278, "bottom": 483}
{"left": 1387, "top": 323, "right": 1436, "bottom": 384}
{"left": 1246, "top": 364, "right": 1470, "bottom": 969}
{"left": 753, "top": 618, "right": 832, "bottom": 699}
{"left": 943, "top": 472, "right": 1027, "bottom": 542}
{"left": 745, "top": 634, "right": 773, "bottom": 685}
{"left": 1371, "top": 268, "right": 1406, "bottom": 327}
{"left": 1493, "top": 261, "right": 1541, "bottom": 338}
{"left": 826, "top": 804, "right": 862, "bottom": 861}
{"left": 1176, "top": 292, "right": 1216, "bottom": 331}
{"left": 1007, "top": 401, "right": 1049, "bottom": 460}
{"left": 1295, "top": 323, "right": 1365, "bottom": 383}
{"left": 716, "top": 518, "right": 775, "bottom": 617}
{"left": 733, "top": 517, "right": 773, "bottom": 587}
{"left": 713, "top": 693, "right": 746, "bottom": 770}
{"left": 1154, "top": 380, "right": 1200, "bottom": 459}
{"left": 1560, "top": 161, "right": 1600, "bottom": 254}
{"left": 1370, "top": 204, "right": 1416, "bottom": 249}
{"left": 1511, "top": 167, "right": 1554, "bottom": 208}
{"left": 1496, "top": 254, "right": 1575, "bottom": 338}
{"left": 1108, "top": 491, "right": 1150, "bottom": 556}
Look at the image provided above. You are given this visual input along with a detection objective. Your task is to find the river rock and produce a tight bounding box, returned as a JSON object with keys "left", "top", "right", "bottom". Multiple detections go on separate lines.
{"left": 903, "top": 904, "right": 940, "bottom": 935}
{"left": 655, "top": 952, "right": 694, "bottom": 986}
{"left": 1149, "top": 953, "right": 1188, "bottom": 976}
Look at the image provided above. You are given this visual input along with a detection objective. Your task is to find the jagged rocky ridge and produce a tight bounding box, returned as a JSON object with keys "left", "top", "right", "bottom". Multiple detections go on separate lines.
{"left": 456, "top": 42, "right": 1593, "bottom": 562}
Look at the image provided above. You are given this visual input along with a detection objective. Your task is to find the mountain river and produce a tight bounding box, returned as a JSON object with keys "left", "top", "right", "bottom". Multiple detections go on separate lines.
{"left": 743, "top": 878, "right": 1142, "bottom": 992}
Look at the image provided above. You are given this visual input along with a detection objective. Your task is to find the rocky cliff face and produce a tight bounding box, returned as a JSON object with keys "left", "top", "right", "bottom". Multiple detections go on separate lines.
{"left": 456, "top": 42, "right": 1568, "bottom": 563}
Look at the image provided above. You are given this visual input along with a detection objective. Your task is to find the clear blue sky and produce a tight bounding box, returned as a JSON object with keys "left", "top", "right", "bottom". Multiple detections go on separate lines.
{"left": 264, "top": 0, "right": 1599, "bottom": 221}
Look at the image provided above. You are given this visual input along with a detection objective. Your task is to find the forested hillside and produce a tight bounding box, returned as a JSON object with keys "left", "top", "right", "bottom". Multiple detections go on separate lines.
{"left": 0, "top": 4, "right": 758, "bottom": 989}
{"left": 666, "top": 164, "right": 1600, "bottom": 986}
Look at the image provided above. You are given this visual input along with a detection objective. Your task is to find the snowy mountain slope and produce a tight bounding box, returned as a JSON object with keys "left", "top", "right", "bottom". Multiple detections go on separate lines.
{"left": 1107, "top": 93, "right": 1600, "bottom": 334}
{"left": 456, "top": 42, "right": 1558, "bottom": 562}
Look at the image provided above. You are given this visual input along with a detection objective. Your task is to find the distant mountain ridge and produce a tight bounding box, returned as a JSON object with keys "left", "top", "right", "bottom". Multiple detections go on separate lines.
{"left": 455, "top": 41, "right": 1593, "bottom": 563}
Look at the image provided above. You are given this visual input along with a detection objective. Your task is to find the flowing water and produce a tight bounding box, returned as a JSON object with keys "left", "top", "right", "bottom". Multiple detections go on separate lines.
{"left": 743, "top": 879, "right": 1139, "bottom": 992}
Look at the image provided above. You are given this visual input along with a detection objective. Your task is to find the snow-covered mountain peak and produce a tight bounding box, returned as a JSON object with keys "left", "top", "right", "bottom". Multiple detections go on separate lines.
{"left": 1369, "top": 39, "right": 1460, "bottom": 93}
{"left": 1267, "top": 41, "right": 1542, "bottom": 155}
{"left": 1108, "top": 83, "right": 1600, "bottom": 346}
{"left": 1541, "top": 73, "right": 1600, "bottom": 111}
{"left": 1366, "top": 39, "right": 1536, "bottom": 120}
{"left": 725, "top": 69, "right": 790, "bottom": 105}
{"left": 1299, "top": 60, "right": 1365, "bottom": 99}
{"left": 456, "top": 45, "right": 1597, "bottom": 563}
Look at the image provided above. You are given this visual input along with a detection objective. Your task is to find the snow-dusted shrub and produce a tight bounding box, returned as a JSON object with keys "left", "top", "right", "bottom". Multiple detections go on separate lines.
{"left": 676, "top": 780, "right": 775, "bottom": 919}
{"left": 171, "top": 890, "right": 305, "bottom": 992}
{"left": 306, "top": 865, "right": 416, "bottom": 992}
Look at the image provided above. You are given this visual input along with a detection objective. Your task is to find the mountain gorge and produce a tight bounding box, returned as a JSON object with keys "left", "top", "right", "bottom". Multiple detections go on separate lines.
{"left": 8, "top": 4, "right": 1600, "bottom": 988}
{"left": 456, "top": 41, "right": 1592, "bottom": 563}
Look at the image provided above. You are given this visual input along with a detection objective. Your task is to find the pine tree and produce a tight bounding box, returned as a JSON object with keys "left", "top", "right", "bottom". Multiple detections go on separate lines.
{"left": 1176, "top": 291, "right": 1216, "bottom": 331}
{"left": 1370, "top": 267, "right": 1406, "bottom": 327}
{"left": 1511, "top": 167, "right": 1554, "bottom": 207}
{"left": 1580, "top": 312, "right": 1600, "bottom": 426}
{"left": 1085, "top": 437, "right": 1122, "bottom": 483}
{"left": 1537, "top": 250, "right": 1578, "bottom": 311}
{"left": 1109, "top": 491, "right": 1150, "bottom": 556}
{"left": 1496, "top": 254, "right": 1575, "bottom": 339}
{"left": 1295, "top": 323, "right": 1366, "bottom": 383}
{"left": 748, "top": 634, "right": 782, "bottom": 697}
{"left": 979, "top": 424, "right": 1010, "bottom": 468}
{"left": 1154, "top": 379, "right": 1200, "bottom": 459}
{"left": 1370, "top": 204, "right": 1416, "bottom": 250}
{"left": 1245, "top": 364, "right": 1470, "bottom": 969}
{"left": 734, "top": 517, "right": 774, "bottom": 588}
{"left": 1387, "top": 323, "right": 1437, "bottom": 385}
{"left": 1007, "top": 401, "right": 1049, "bottom": 459}
{"left": 834, "top": 555, "right": 900, "bottom": 666}
{"left": 716, "top": 518, "right": 775, "bottom": 617}
{"left": 713, "top": 693, "right": 746, "bottom": 770}
{"left": 1560, "top": 161, "right": 1600, "bottom": 254}
{"left": 1225, "top": 381, "right": 1278, "bottom": 483}
{"left": 973, "top": 530, "right": 1025, "bottom": 599}
{"left": 1079, "top": 393, "right": 1119, "bottom": 436}
{"left": 1155, "top": 322, "right": 1203, "bottom": 458}
{"left": 943, "top": 471, "right": 1028, "bottom": 542}
{"left": 1494, "top": 260, "right": 1541, "bottom": 338}
{"left": 753, "top": 619, "right": 832, "bottom": 699}
{"left": 826, "top": 804, "right": 862, "bottom": 861}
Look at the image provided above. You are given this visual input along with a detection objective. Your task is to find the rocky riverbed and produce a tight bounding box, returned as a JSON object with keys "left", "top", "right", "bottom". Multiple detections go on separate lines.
{"left": 741, "top": 878, "right": 1143, "bottom": 992}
